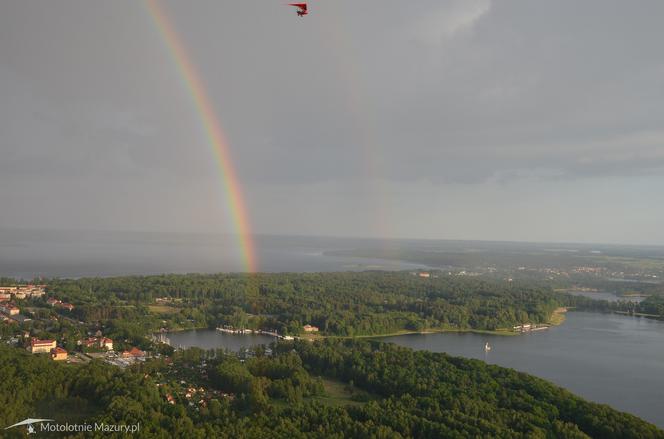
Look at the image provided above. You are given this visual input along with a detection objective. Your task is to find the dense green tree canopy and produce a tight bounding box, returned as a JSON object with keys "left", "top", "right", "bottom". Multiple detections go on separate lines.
{"left": 43, "top": 272, "right": 571, "bottom": 336}
{"left": 0, "top": 340, "right": 661, "bottom": 438}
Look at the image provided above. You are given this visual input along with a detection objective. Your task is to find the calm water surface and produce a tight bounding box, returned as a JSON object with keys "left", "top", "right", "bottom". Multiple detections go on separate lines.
{"left": 383, "top": 312, "right": 664, "bottom": 427}
{"left": 168, "top": 329, "right": 277, "bottom": 351}
{"left": 166, "top": 312, "right": 664, "bottom": 427}
{"left": 0, "top": 230, "right": 427, "bottom": 278}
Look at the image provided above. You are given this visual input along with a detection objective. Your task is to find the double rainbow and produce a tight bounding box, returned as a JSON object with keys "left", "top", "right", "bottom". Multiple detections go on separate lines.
{"left": 145, "top": 0, "right": 257, "bottom": 272}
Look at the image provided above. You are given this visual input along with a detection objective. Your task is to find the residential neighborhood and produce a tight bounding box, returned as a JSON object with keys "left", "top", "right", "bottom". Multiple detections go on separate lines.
{"left": 0, "top": 284, "right": 46, "bottom": 299}
{"left": 80, "top": 336, "right": 114, "bottom": 351}
{"left": 0, "top": 284, "right": 148, "bottom": 368}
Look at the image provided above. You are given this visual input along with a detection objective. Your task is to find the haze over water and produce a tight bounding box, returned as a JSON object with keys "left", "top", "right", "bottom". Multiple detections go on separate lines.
{"left": 0, "top": 229, "right": 425, "bottom": 278}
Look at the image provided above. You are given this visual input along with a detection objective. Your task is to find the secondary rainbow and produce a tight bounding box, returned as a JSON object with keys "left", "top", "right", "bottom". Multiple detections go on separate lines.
{"left": 145, "top": 0, "right": 257, "bottom": 272}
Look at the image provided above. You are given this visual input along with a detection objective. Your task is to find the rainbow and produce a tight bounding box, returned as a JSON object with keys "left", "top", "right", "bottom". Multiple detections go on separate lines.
{"left": 145, "top": 0, "right": 257, "bottom": 272}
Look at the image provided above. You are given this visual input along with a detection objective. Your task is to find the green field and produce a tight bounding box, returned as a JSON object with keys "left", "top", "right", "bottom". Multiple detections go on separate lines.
{"left": 148, "top": 304, "right": 179, "bottom": 314}
{"left": 309, "top": 378, "right": 376, "bottom": 407}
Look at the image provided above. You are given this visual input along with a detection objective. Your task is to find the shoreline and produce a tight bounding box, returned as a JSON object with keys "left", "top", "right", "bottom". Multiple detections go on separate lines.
{"left": 613, "top": 310, "right": 661, "bottom": 319}
{"left": 158, "top": 308, "right": 570, "bottom": 341}
{"left": 300, "top": 327, "right": 520, "bottom": 341}
{"left": 157, "top": 325, "right": 209, "bottom": 334}
{"left": 547, "top": 307, "right": 568, "bottom": 326}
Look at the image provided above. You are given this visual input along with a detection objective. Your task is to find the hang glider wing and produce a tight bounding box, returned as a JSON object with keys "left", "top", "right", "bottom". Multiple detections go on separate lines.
{"left": 289, "top": 3, "right": 307, "bottom": 12}
{"left": 289, "top": 3, "right": 308, "bottom": 15}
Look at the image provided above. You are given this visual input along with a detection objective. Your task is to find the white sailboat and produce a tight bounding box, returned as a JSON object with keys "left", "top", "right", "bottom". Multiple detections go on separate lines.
{"left": 484, "top": 342, "right": 491, "bottom": 352}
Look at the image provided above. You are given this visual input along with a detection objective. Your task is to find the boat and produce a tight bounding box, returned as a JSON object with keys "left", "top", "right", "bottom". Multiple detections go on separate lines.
{"left": 484, "top": 342, "right": 491, "bottom": 352}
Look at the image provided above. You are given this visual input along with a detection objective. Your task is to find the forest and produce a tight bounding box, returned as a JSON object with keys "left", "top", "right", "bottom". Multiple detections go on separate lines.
{"left": 0, "top": 339, "right": 661, "bottom": 438}
{"left": 5, "top": 271, "right": 662, "bottom": 357}
{"left": 2, "top": 272, "right": 663, "bottom": 437}
{"left": 28, "top": 272, "right": 574, "bottom": 338}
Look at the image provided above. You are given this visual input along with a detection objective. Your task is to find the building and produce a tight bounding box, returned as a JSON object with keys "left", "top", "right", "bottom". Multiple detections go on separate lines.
{"left": 29, "top": 290, "right": 46, "bottom": 298}
{"left": 0, "top": 293, "right": 10, "bottom": 302}
{"left": 57, "top": 303, "right": 74, "bottom": 311}
{"left": 100, "top": 337, "right": 114, "bottom": 351}
{"left": 47, "top": 297, "right": 61, "bottom": 306}
{"left": 0, "top": 285, "right": 46, "bottom": 298}
{"left": 26, "top": 285, "right": 47, "bottom": 298}
{"left": 31, "top": 338, "right": 57, "bottom": 354}
{"left": 418, "top": 272, "right": 431, "bottom": 278}
{"left": 121, "top": 347, "right": 145, "bottom": 358}
{"left": 513, "top": 324, "right": 533, "bottom": 332}
{"left": 0, "top": 303, "right": 20, "bottom": 316}
{"left": 81, "top": 337, "right": 97, "bottom": 348}
{"left": 80, "top": 336, "right": 114, "bottom": 351}
{"left": 51, "top": 347, "right": 68, "bottom": 361}
{"left": 303, "top": 324, "right": 319, "bottom": 332}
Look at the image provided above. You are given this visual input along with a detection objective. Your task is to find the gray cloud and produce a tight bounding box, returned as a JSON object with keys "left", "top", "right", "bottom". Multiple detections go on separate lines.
{"left": 1, "top": 0, "right": 664, "bottom": 243}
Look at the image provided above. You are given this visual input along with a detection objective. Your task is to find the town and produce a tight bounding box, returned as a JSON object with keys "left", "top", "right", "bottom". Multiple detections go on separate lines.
{"left": 0, "top": 283, "right": 261, "bottom": 410}
{"left": 1, "top": 283, "right": 323, "bottom": 370}
{"left": 0, "top": 283, "right": 151, "bottom": 367}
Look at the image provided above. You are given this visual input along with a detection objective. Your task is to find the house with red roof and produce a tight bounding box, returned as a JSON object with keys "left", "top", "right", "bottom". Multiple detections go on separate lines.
{"left": 30, "top": 338, "right": 56, "bottom": 354}
{"left": 51, "top": 347, "right": 68, "bottom": 361}
{"left": 57, "top": 302, "right": 74, "bottom": 311}
{"left": 47, "top": 297, "right": 61, "bottom": 306}
{"left": 121, "top": 347, "right": 145, "bottom": 358}
{"left": 81, "top": 337, "right": 98, "bottom": 348}
{"left": 80, "top": 336, "right": 114, "bottom": 351}
{"left": 100, "top": 337, "right": 114, "bottom": 350}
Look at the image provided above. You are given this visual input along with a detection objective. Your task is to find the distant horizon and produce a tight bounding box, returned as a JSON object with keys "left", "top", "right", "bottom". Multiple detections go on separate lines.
{"left": 2, "top": 225, "right": 664, "bottom": 249}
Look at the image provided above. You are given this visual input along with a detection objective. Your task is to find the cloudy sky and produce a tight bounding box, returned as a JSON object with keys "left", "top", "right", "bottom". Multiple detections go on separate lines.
{"left": 1, "top": 0, "right": 663, "bottom": 244}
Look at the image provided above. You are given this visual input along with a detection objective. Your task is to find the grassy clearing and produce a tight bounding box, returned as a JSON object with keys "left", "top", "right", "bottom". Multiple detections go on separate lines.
{"left": 310, "top": 378, "right": 377, "bottom": 407}
{"left": 148, "top": 305, "right": 179, "bottom": 314}
{"left": 269, "top": 378, "right": 378, "bottom": 409}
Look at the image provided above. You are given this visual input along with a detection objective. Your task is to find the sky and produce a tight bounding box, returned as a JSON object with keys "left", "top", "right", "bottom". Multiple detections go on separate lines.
{"left": 1, "top": 0, "right": 663, "bottom": 245}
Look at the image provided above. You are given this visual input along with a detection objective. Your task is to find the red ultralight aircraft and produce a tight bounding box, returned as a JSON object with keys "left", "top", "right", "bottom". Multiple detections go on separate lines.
{"left": 289, "top": 3, "right": 308, "bottom": 17}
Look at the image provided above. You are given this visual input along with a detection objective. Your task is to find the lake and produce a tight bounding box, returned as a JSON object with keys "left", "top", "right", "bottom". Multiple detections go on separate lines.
{"left": 167, "top": 312, "right": 664, "bottom": 428}
{"left": 383, "top": 312, "right": 664, "bottom": 428}
{"left": 0, "top": 229, "right": 427, "bottom": 278}
{"left": 167, "top": 329, "right": 277, "bottom": 351}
